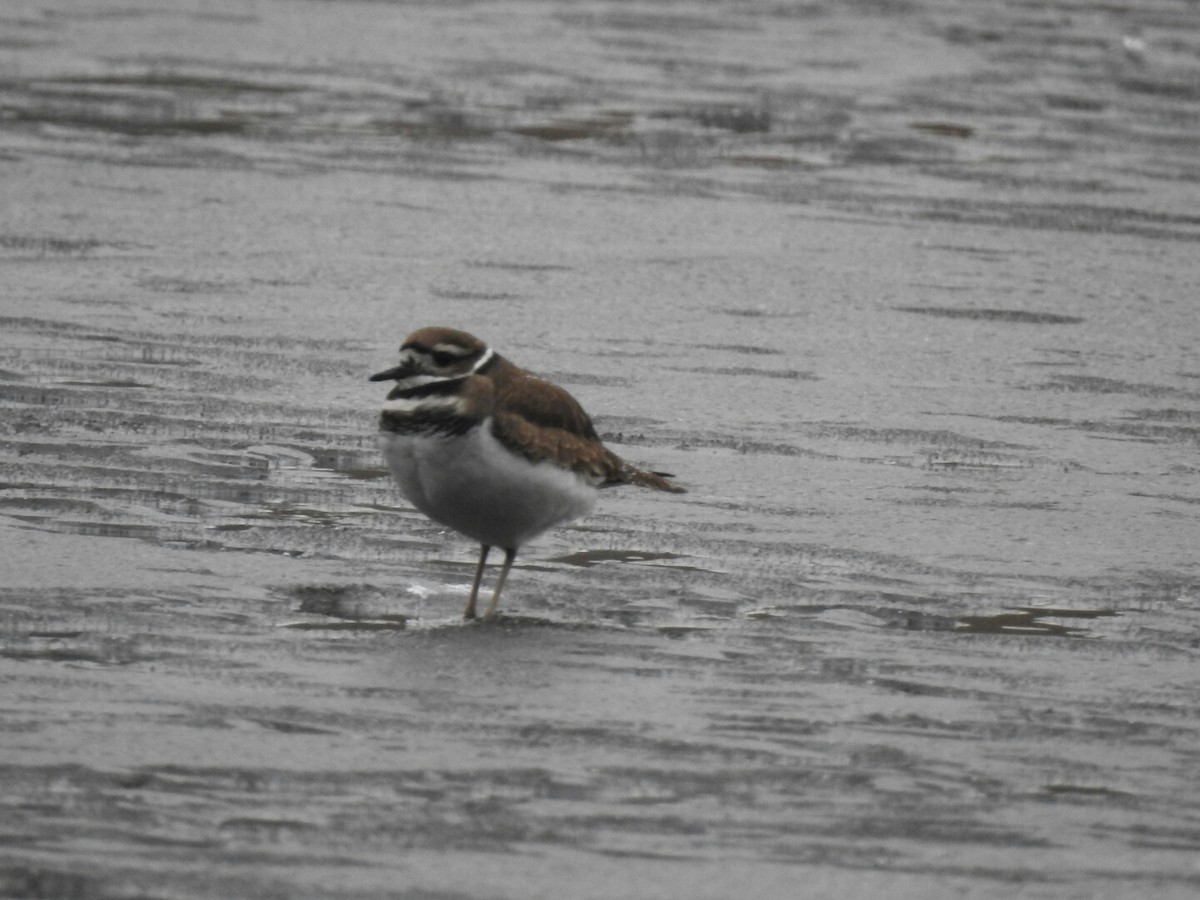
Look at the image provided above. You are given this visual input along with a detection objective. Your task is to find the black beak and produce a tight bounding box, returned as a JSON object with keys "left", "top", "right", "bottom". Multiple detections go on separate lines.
{"left": 369, "top": 362, "right": 412, "bottom": 382}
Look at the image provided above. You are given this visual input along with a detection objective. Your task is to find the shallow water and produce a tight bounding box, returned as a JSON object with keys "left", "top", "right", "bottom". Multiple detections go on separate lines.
{"left": 2, "top": 1, "right": 1200, "bottom": 898}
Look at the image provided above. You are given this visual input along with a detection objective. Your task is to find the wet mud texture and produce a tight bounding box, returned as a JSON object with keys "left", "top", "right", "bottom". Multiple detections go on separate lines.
{"left": 2, "top": 1, "right": 1200, "bottom": 898}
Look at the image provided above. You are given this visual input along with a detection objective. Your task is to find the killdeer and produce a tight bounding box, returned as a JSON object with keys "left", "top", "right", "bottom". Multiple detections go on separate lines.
{"left": 370, "top": 326, "right": 684, "bottom": 620}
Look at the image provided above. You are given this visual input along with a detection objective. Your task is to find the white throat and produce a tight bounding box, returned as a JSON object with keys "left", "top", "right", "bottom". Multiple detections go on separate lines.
{"left": 394, "top": 372, "right": 454, "bottom": 390}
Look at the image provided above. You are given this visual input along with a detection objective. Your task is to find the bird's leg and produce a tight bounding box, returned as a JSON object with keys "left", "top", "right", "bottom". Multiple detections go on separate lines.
{"left": 463, "top": 544, "right": 490, "bottom": 620}
{"left": 482, "top": 548, "right": 517, "bottom": 620}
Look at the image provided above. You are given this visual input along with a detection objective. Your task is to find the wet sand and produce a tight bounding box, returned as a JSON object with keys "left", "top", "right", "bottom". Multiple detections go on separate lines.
{"left": 2, "top": 1, "right": 1199, "bottom": 897}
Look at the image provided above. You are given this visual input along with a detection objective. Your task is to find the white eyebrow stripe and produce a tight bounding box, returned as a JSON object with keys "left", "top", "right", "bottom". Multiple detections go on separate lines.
{"left": 432, "top": 342, "right": 473, "bottom": 357}
{"left": 470, "top": 347, "right": 494, "bottom": 372}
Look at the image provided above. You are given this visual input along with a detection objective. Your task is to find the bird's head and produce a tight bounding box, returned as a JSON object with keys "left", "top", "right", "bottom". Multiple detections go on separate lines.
{"left": 369, "top": 326, "right": 494, "bottom": 388}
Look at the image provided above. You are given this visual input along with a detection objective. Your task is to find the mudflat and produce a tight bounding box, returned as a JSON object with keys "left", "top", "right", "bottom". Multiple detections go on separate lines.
{"left": 2, "top": 2, "right": 1198, "bottom": 898}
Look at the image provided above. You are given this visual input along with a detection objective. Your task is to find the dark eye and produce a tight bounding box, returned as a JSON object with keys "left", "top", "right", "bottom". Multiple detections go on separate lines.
{"left": 431, "top": 351, "right": 456, "bottom": 367}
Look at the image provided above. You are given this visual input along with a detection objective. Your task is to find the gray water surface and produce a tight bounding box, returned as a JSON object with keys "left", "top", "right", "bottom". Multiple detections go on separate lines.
{"left": 2, "top": 1, "right": 1199, "bottom": 898}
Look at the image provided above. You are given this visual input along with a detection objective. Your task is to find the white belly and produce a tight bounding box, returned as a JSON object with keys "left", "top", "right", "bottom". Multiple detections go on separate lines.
{"left": 379, "top": 421, "right": 597, "bottom": 549}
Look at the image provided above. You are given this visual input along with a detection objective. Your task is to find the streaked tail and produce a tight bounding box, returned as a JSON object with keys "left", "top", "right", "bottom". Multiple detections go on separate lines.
{"left": 617, "top": 462, "right": 686, "bottom": 493}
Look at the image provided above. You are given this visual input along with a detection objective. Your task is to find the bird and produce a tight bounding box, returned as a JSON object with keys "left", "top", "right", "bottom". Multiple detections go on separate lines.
{"left": 370, "top": 326, "right": 684, "bottom": 621}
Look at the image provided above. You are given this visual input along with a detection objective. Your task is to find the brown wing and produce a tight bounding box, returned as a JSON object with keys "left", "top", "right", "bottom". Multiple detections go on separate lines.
{"left": 492, "top": 410, "right": 617, "bottom": 480}
{"left": 491, "top": 370, "right": 685, "bottom": 492}
{"left": 493, "top": 370, "right": 601, "bottom": 440}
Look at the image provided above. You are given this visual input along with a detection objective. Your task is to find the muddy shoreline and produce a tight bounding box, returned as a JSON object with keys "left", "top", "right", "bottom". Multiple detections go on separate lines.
{"left": 3, "top": 1, "right": 1200, "bottom": 897}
